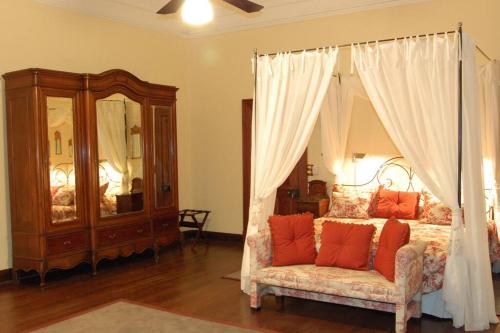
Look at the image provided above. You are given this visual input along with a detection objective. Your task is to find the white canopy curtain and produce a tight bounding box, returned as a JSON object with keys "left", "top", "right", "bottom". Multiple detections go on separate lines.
{"left": 461, "top": 35, "right": 498, "bottom": 331}
{"left": 241, "top": 48, "right": 338, "bottom": 293}
{"left": 96, "top": 100, "right": 129, "bottom": 194}
{"left": 48, "top": 108, "right": 72, "bottom": 128}
{"left": 480, "top": 60, "right": 500, "bottom": 215}
{"left": 352, "top": 33, "right": 497, "bottom": 330}
{"left": 320, "top": 75, "right": 367, "bottom": 183}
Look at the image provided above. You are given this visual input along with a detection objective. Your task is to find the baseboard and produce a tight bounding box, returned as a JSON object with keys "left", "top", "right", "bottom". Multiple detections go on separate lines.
{"left": 0, "top": 268, "right": 12, "bottom": 284}
{"left": 182, "top": 230, "right": 243, "bottom": 242}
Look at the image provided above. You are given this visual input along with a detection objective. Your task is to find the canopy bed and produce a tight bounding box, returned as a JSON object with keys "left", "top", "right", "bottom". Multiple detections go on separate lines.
{"left": 3, "top": 69, "right": 180, "bottom": 286}
{"left": 242, "top": 23, "right": 500, "bottom": 331}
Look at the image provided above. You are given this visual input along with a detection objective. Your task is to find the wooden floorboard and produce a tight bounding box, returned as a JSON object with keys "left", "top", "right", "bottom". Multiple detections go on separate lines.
{"left": 0, "top": 241, "right": 498, "bottom": 333}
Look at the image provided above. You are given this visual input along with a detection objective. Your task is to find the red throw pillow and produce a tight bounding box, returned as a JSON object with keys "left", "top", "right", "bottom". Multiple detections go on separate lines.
{"left": 268, "top": 213, "right": 317, "bottom": 266}
{"left": 374, "top": 218, "right": 411, "bottom": 282}
{"left": 370, "top": 188, "right": 420, "bottom": 219}
{"left": 315, "top": 221, "right": 376, "bottom": 270}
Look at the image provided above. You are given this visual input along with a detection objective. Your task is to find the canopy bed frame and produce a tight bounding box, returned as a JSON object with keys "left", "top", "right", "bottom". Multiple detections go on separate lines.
{"left": 251, "top": 23, "right": 491, "bottom": 208}
{"left": 3, "top": 69, "right": 180, "bottom": 286}
{"left": 244, "top": 22, "right": 498, "bottom": 331}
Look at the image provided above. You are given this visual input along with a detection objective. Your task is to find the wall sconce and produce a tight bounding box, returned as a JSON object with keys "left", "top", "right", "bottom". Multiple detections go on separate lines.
{"left": 352, "top": 152, "right": 366, "bottom": 186}
{"left": 352, "top": 152, "right": 366, "bottom": 163}
{"left": 307, "top": 164, "right": 319, "bottom": 177}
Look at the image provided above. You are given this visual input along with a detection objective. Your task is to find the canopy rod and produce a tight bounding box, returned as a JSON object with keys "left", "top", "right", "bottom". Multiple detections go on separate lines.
{"left": 257, "top": 27, "right": 491, "bottom": 61}
{"left": 457, "top": 22, "right": 463, "bottom": 207}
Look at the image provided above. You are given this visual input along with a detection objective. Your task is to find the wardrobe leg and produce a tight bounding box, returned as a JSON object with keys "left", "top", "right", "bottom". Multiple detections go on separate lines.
{"left": 91, "top": 254, "right": 97, "bottom": 276}
{"left": 11, "top": 269, "right": 19, "bottom": 285}
{"left": 153, "top": 245, "right": 160, "bottom": 264}
{"left": 39, "top": 263, "right": 47, "bottom": 288}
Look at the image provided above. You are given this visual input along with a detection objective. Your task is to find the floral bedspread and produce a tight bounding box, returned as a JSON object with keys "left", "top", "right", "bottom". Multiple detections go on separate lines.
{"left": 51, "top": 205, "right": 76, "bottom": 223}
{"left": 313, "top": 217, "right": 500, "bottom": 294}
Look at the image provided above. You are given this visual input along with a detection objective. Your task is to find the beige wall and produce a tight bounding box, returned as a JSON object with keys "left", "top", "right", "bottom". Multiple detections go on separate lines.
{"left": 0, "top": 0, "right": 192, "bottom": 270}
{"left": 1, "top": 0, "right": 499, "bottom": 269}
{"left": 187, "top": 0, "right": 500, "bottom": 234}
{"left": 308, "top": 97, "right": 400, "bottom": 189}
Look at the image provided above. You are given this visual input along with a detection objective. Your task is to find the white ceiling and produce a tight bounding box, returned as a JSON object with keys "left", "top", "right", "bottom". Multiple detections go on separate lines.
{"left": 35, "top": 0, "right": 430, "bottom": 38}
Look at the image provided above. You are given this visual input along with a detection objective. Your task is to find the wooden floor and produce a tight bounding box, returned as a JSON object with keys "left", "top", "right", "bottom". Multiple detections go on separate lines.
{"left": 0, "top": 241, "right": 498, "bottom": 333}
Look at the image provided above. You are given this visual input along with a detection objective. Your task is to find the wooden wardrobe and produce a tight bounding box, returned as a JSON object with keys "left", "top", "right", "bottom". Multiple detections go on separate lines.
{"left": 3, "top": 68, "right": 179, "bottom": 286}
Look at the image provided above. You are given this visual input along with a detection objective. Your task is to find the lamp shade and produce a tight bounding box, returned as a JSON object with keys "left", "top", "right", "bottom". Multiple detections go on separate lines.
{"left": 182, "top": 0, "right": 214, "bottom": 25}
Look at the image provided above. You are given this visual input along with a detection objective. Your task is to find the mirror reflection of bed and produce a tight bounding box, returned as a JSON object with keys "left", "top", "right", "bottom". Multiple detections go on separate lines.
{"left": 47, "top": 96, "right": 78, "bottom": 224}
{"left": 96, "top": 93, "right": 144, "bottom": 217}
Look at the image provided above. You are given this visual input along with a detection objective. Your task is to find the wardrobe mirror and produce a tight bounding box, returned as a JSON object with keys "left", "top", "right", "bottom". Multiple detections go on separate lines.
{"left": 96, "top": 93, "right": 144, "bottom": 217}
{"left": 47, "top": 96, "right": 77, "bottom": 224}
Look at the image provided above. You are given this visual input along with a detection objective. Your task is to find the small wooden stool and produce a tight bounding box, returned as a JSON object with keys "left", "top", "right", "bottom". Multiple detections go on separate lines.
{"left": 179, "top": 209, "right": 211, "bottom": 248}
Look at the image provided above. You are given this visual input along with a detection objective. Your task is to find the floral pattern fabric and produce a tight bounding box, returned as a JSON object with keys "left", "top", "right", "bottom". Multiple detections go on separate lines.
{"left": 249, "top": 231, "right": 426, "bottom": 333}
{"left": 421, "top": 191, "right": 452, "bottom": 225}
{"left": 313, "top": 217, "right": 500, "bottom": 293}
{"left": 51, "top": 205, "right": 76, "bottom": 222}
{"left": 52, "top": 186, "right": 75, "bottom": 206}
{"left": 327, "top": 188, "right": 373, "bottom": 219}
{"left": 256, "top": 264, "right": 400, "bottom": 303}
{"left": 247, "top": 204, "right": 500, "bottom": 332}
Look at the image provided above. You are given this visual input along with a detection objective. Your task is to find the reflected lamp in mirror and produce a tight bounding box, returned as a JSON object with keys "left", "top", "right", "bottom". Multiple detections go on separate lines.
{"left": 130, "top": 125, "right": 142, "bottom": 159}
{"left": 306, "top": 164, "right": 319, "bottom": 176}
{"left": 68, "top": 139, "right": 73, "bottom": 158}
{"left": 54, "top": 131, "right": 62, "bottom": 155}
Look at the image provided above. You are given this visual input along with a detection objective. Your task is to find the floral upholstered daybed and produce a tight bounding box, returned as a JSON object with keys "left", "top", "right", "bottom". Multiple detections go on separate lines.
{"left": 322, "top": 183, "right": 500, "bottom": 317}
{"left": 248, "top": 224, "right": 427, "bottom": 333}
{"left": 247, "top": 179, "right": 500, "bottom": 332}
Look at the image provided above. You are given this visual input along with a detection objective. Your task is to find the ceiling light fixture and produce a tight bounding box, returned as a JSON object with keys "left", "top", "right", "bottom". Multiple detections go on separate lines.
{"left": 181, "top": 0, "right": 214, "bottom": 26}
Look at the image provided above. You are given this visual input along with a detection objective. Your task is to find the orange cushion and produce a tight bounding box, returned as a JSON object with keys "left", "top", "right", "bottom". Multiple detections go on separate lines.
{"left": 370, "top": 188, "right": 420, "bottom": 219}
{"left": 315, "top": 221, "right": 376, "bottom": 270}
{"left": 268, "top": 213, "right": 317, "bottom": 266}
{"left": 374, "top": 218, "right": 411, "bottom": 282}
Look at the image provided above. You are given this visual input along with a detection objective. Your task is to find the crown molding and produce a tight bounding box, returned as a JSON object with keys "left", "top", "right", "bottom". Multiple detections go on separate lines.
{"left": 35, "top": 0, "right": 432, "bottom": 39}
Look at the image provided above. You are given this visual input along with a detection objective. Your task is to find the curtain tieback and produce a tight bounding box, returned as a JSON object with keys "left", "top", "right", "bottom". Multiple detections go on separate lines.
{"left": 450, "top": 208, "right": 463, "bottom": 229}
{"left": 448, "top": 209, "right": 465, "bottom": 256}
{"left": 250, "top": 199, "right": 264, "bottom": 217}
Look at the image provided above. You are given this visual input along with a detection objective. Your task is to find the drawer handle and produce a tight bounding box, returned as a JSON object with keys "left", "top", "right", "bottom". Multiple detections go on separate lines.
{"left": 162, "top": 223, "right": 169, "bottom": 228}
{"left": 63, "top": 240, "right": 72, "bottom": 246}
{"left": 108, "top": 233, "right": 117, "bottom": 239}
{"left": 136, "top": 228, "right": 144, "bottom": 234}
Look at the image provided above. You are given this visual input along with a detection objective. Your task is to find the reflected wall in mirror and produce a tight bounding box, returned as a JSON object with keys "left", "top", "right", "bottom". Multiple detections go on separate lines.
{"left": 47, "top": 97, "right": 77, "bottom": 224}
{"left": 96, "top": 93, "right": 144, "bottom": 217}
{"left": 130, "top": 125, "right": 142, "bottom": 159}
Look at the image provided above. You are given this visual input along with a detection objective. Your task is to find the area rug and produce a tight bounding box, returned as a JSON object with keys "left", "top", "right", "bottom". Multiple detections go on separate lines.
{"left": 222, "top": 270, "right": 241, "bottom": 281}
{"left": 30, "top": 300, "right": 271, "bottom": 333}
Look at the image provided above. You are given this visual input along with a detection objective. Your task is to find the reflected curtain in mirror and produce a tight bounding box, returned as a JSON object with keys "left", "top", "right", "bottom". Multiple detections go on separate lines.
{"left": 96, "top": 94, "right": 144, "bottom": 217}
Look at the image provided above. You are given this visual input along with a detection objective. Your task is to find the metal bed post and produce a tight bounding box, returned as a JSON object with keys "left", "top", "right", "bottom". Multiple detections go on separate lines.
{"left": 457, "top": 22, "right": 463, "bottom": 208}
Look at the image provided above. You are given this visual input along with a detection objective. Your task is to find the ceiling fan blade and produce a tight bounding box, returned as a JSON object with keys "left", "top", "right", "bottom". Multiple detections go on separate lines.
{"left": 157, "top": 0, "right": 185, "bottom": 14}
{"left": 221, "top": 0, "right": 263, "bottom": 13}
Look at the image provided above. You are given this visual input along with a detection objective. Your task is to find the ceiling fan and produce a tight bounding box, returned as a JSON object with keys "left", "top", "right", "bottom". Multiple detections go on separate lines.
{"left": 157, "top": 0, "right": 264, "bottom": 15}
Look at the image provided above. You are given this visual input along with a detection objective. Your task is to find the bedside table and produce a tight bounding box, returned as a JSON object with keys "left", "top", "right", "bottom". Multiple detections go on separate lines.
{"left": 296, "top": 197, "right": 330, "bottom": 218}
{"left": 115, "top": 192, "right": 144, "bottom": 214}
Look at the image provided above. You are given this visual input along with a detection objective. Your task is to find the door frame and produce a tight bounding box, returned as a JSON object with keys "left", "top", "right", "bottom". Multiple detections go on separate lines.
{"left": 241, "top": 99, "right": 308, "bottom": 240}
{"left": 242, "top": 99, "right": 253, "bottom": 241}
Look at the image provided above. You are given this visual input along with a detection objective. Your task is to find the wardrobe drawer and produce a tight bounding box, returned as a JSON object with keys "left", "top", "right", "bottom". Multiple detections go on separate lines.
{"left": 154, "top": 218, "right": 178, "bottom": 235}
{"left": 47, "top": 232, "right": 88, "bottom": 256}
{"left": 97, "top": 223, "right": 151, "bottom": 247}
